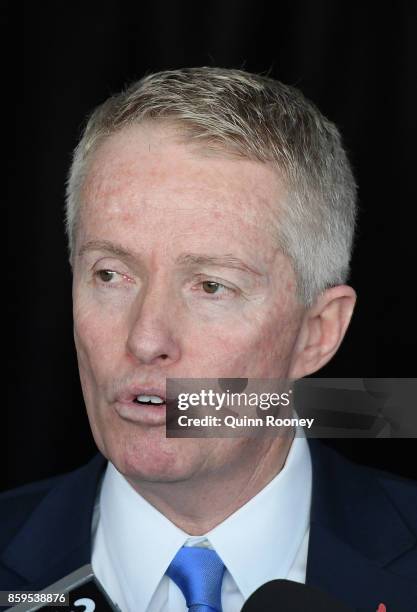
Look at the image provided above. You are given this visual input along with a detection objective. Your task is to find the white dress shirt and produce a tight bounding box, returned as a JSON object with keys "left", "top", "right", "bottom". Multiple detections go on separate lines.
{"left": 92, "top": 427, "right": 312, "bottom": 612}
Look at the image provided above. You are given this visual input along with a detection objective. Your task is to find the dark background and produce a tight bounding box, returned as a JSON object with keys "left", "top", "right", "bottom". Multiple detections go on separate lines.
{"left": 7, "top": 1, "right": 416, "bottom": 491}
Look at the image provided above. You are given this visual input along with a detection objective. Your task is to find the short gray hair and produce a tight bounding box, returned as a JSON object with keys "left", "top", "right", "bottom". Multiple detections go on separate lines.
{"left": 65, "top": 66, "right": 357, "bottom": 306}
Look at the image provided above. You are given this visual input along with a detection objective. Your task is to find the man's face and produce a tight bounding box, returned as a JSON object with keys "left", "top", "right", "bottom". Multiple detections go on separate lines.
{"left": 72, "top": 123, "right": 304, "bottom": 484}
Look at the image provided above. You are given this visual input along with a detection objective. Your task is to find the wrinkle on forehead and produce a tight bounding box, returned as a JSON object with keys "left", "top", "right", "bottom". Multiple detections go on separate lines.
{"left": 82, "top": 122, "right": 285, "bottom": 207}
{"left": 77, "top": 122, "right": 291, "bottom": 275}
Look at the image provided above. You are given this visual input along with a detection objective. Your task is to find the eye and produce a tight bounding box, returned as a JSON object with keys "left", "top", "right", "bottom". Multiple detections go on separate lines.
{"left": 202, "top": 281, "right": 223, "bottom": 294}
{"left": 198, "top": 280, "right": 235, "bottom": 299}
{"left": 94, "top": 269, "right": 132, "bottom": 286}
{"left": 96, "top": 270, "right": 117, "bottom": 282}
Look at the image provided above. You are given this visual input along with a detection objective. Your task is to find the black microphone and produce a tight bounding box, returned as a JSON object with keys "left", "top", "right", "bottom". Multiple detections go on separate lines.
{"left": 6, "top": 565, "right": 121, "bottom": 612}
{"left": 241, "top": 579, "right": 353, "bottom": 611}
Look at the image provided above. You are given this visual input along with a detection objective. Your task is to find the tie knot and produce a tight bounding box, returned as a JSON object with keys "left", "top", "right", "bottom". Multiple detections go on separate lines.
{"left": 166, "top": 546, "right": 226, "bottom": 611}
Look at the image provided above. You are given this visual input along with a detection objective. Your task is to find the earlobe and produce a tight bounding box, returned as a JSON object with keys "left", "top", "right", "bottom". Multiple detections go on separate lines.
{"left": 289, "top": 285, "right": 356, "bottom": 379}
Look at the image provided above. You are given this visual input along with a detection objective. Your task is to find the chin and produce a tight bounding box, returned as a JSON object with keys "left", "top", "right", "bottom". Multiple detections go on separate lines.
{"left": 99, "top": 424, "right": 205, "bottom": 484}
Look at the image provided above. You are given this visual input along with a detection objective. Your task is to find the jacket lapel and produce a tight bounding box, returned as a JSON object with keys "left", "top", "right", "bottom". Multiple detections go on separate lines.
{"left": 306, "top": 440, "right": 417, "bottom": 611}
{"left": 1, "top": 453, "right": 107, "bottom": 589}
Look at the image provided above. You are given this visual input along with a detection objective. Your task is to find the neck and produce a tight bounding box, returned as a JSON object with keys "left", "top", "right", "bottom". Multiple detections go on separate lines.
{"left": 126, "top": 431, "right": 294, "bottom": 534}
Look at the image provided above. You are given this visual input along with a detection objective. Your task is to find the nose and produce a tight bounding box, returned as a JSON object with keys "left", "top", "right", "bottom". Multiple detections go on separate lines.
{"left": 126, "top": 279, "right": 181, "bottom": 366}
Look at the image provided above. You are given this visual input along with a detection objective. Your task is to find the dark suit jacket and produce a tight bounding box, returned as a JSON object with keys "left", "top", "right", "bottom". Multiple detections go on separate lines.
{"left": 1, "top": 440, "right": 416, "bottom": 611}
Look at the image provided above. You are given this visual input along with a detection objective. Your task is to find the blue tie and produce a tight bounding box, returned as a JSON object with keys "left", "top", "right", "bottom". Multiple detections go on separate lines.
{"left": 166, "top": 546, "right": 226, "bottom": 611}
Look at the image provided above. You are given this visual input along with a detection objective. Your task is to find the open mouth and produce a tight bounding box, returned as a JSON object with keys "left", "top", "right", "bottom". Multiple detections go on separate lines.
{"left": 133, "top": 394, "right": 166, "bottom": 406}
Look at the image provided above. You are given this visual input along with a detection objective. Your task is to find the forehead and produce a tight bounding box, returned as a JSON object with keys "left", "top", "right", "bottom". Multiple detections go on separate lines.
{"left": 77, "top": 123, "right": 287, "bottom": 264}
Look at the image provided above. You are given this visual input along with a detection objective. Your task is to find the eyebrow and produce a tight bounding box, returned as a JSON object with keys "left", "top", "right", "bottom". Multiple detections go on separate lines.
{"left": 176, "top": 253, "right": 263, "bottom": 277}
{"left": 78, "top": 240, "right": 262, "bottom": 277}
{"left": 78, "top": 240, "right": 139, "bottom": 265}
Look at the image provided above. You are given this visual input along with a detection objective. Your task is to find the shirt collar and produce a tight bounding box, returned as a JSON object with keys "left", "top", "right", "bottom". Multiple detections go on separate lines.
{"left": 98, "top": 426, "right": 312, "bottom": 608}
{"left": 98, "top": 463, "right": 189, "bottom": 611}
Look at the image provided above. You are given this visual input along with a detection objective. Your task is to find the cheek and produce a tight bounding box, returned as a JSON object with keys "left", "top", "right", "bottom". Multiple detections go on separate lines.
{"left": 73, "top": 292, "right": 127, "bottom": 382}
{"left": 182, "top": 302, "right": 300, "bottom": 377}
{"left": 246, "top": 322, "right": 296, "bottom": 375}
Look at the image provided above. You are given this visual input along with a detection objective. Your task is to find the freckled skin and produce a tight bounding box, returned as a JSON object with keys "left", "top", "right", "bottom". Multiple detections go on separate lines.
{"left": 72, "top": 122, "right": 308, "bottom": 528}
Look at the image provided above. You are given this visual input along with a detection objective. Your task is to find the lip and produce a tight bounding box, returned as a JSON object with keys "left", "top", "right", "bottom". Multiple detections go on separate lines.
{"left": 114, "top": 384, "right": 167, "bottom": 426}
{"left": 114, "top": 399, "right": 167, "bottom": 426}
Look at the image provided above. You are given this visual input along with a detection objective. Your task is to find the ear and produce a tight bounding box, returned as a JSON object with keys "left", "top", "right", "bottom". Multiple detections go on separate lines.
{"left": 289, "top": 285, "right": 356, "bottom": 379}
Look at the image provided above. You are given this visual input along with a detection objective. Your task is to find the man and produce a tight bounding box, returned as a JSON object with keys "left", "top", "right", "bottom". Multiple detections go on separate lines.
{"left": 1, "top": 68, "right": 416, "bottom": 611}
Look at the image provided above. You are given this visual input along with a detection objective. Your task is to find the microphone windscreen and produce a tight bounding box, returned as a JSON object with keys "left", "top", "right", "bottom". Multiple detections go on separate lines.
{"left": 241, "top": 579, "right": 353, "bottom": 611}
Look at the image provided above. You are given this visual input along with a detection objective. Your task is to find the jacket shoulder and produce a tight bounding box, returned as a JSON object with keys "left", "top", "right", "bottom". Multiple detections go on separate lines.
{"left": 0, "top": 473, "right": 72, "bottom": 551}
{"left": 344, "top": 453, "right": 417, "bottom": 520}
{"left": 0, "top": 454, "right": 106, "bottom": 592}
{"left": 368, "top": 464, "right": 417, "bottom": 528}
{"left": 309, "top": 440, "right": 417, "bottom": 532}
